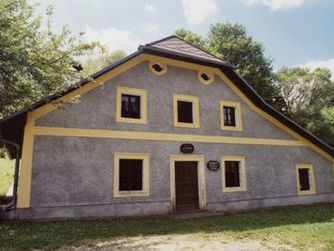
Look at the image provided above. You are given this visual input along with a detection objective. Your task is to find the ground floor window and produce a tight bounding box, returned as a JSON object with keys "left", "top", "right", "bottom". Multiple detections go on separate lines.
{"left": 222, "top": 156, "right": 247, "bottom": 192}
{"left": 296, "top": 164, "right": 316, "bottom": 195}
{"left": 113, "top": 152, "right": 149, "bottom": 197}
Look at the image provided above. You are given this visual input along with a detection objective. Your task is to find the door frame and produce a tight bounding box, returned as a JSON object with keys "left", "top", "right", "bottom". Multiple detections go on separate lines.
{"left": 169, "top": 155, "right": 206, "bottom": 212}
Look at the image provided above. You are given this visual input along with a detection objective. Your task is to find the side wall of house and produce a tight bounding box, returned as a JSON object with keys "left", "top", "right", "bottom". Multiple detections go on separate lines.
{"left": 14, "top": 60, "right": 334, "bottom": 219}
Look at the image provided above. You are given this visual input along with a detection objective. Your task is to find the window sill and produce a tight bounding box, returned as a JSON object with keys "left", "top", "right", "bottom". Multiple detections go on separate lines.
{"left": 114, "top": 190, "right": 150, "bottom": 198}
{"left": 223, "top": 187, "right": 247, "bottom": 193}
{"left": 297, "top": 190, "right": 316, "bottom": 196}
{"left": 116, "top": 117, "right": 147, "bottom": 125}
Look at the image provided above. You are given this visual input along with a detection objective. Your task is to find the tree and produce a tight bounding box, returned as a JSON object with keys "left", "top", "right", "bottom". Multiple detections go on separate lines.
{"left": 80, "top": 50, "right": 126, "bottom": 77}
{"left": 175, "top": 23, "right": 284, "bottom": 110}
{"left": 175, "top": 28, "right": 206, "bottom": 48}
{"left": 276, "top": 67, "right": 334, "bottom": 146}
{"left": 0, "top": 0, "right": 103, "bottom": 119}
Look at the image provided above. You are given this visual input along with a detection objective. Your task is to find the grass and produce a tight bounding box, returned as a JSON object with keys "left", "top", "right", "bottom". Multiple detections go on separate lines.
{"left": 0, "top": 203, "right": 334, "bottom": 250}
{"left": 0, "top": 157, "right": 14, "bottom": 196}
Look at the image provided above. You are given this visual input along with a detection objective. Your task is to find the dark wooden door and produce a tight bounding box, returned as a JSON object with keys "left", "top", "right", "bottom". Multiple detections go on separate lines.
{"left": 175, "top": 161, "right": 199, "bottom": 211}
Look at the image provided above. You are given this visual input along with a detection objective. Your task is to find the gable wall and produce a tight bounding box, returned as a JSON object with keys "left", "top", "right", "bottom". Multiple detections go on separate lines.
{"left": 35, "top": 61, "right": 294, "bottom": 141}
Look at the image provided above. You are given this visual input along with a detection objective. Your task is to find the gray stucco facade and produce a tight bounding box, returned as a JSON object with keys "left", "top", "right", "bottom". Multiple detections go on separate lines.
{"left": 14, "top": 61, "right": 334, "bottom": 219}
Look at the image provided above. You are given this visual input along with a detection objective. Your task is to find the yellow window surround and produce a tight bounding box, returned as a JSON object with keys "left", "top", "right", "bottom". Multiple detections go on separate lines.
{"left": 116, "top": 86, "right": 147, "bottom": 124}
{"left": 173, "top": 94, "right": 200, "bottom": 129}
{"left": 16, "top": 53, "right": 334, "bottom": 209}
{"left": 113, "top": 152, "right": 150, "bottom": 198}
{"left": 222, "top": 155, "right": 247, "bottom": 193}
{"left": 295, "top": 163, "right": 316, "bottom": 195}
{"left": 220, "top": 100, "right": 243, "bottom": 132}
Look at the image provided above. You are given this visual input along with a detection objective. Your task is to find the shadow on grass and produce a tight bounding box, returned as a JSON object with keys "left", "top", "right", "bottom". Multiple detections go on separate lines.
{"left": 1, "top": 203, "right": 334, "bottom": 250}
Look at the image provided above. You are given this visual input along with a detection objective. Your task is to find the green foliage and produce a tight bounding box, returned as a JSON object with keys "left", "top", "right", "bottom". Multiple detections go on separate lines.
{"left": 175, "top": 28, "right": 206, "bottom": 48}
{"left": 79, "top": 50, "right": 126, "bottom": 77}
{"left": 0, "top": 157, "right": 14, "bottom": 196}
{"left": 1, "top": 204, "right": 334, "bottom": 250}
{"left": 276, "top": 67, "right": 334, "bottom": 146}
{"left": 207, "top": 23, "right": 283, "bottom": 109}
{"left": 175, "top": 23, "right": 284, "bottom": 110}
{"left": 0, "top": 0, "right": 103, "bottom": 119}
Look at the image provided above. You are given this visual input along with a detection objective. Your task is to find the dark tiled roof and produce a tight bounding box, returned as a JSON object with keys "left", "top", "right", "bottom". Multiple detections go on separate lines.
{"left": 146, "top": 35, "right": 231, "bottom": 66}
{"left": 1, "top": 35, "right": 334, "bottom": 160}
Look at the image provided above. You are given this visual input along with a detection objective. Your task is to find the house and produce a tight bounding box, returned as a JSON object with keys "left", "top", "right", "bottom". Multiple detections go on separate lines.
{"left": 1, "top": 36, "right": 334, "bottom": 219}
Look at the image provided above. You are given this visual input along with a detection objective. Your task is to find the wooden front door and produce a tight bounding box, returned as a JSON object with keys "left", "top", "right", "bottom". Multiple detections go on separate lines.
{"left": 175, "top": 161, "right": 199, "bottom": 211}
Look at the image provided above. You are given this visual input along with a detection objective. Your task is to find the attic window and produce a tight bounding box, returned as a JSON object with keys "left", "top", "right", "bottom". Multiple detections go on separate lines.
{"left": 198, "top": 70, "right": 214, "bottom": 85}
{"left": 152, "top": 64, "right": 163, "bottom": 72}
{"left": 148, "top": 62, "right": 167, "bottom": 76}
{"left": 173, "top": 94, "right": 200, "bottom": 128}
{"left": 116, "top": 86, "right": 147, "bottom": 124}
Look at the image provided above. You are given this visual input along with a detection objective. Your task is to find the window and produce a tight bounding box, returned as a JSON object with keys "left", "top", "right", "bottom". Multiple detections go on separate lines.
{"left": 220, "top": 101, "right": 243, "bottom": 131}
{"left": 113, "top": 153, "right": 149, "bottom": 197}
{"left": 119, "top": 159, "right": 143, "bottom": 191}
{"left": 197, "top": 70, "right": 214, "bottom": 85}
{"left": 177, "top": 101, "right": 193, "bottom": 123}
{"left": 116, "top": 87, "right": 147, "bottom": 124}
{"left": 173, "top": 94, "right": 200, "bottom": 128}
{"left": 121, "top": 94, "right": 140, "bottom": 119}
{"left": 296, "top": 164, "right": 316, "bottom": 195}
{"left": 148, "top": 61, "right": 168, "bottom": 76}
{"left": 222, "top": 156, "right": 246, "bottom": 192}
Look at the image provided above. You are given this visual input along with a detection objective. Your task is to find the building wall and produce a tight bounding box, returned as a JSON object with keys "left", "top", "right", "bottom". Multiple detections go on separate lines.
{"left": 36, "top": 62, "right": 294, "bottom": 140}
{"left": 15, "top": 135, "right": 334, "bottom": 219}
{"left": 14, "top": 60, "right": 334, "bottom": 219}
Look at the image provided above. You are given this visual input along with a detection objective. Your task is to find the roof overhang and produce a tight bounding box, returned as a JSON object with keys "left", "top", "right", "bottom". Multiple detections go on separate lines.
{"left": 1, "top": 46, "right": 334, "bottom": 160}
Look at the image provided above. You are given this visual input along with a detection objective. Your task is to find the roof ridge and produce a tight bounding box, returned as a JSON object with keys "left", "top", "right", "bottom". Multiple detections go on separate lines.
{"left": 172, "top": 35, "right": 230, "bottom": 64}
{"left": 145, "top": 34, "right": 231, "bottom": 65}
{"left": 145, "top": 35, "right": 179, "bottom": 46}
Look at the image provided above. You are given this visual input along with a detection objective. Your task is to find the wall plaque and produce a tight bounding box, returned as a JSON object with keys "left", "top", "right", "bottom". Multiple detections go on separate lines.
{"left": 180, "top": 144, "right": 195, "bottom": 154}
{"left": 207, "top": 161, "right": 220, "bottom": 171}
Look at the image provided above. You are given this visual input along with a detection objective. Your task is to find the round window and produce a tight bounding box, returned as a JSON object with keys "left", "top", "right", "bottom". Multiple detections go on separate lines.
{"left": 148, "top": 62, "right": 168, "bottom": 76}
{"left": 198, "top": 70, "right": 214, "bottom": 85}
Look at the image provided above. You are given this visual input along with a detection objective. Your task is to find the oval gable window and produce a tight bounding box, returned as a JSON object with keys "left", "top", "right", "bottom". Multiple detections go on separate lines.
{"left": 148, "top": 62, "right": 168, "bottom": 76}
{"left": 198, "top": 70, "right": 214, "bottom": 85}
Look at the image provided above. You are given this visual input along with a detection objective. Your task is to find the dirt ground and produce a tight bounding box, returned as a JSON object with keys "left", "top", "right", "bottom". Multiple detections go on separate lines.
{"left": 60, "top": 234, "right": 297, "bottom": 251}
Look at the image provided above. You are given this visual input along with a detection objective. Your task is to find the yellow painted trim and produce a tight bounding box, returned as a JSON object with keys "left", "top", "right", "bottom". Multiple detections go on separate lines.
{"left": 16, "top": 53, "right": 333, "bottom": 208}
{"left": 26, "top": 53, "right": 333, "bottom": 161}
{"left": 295, "top": 163, "right": 316, "bottom": 195}
{"left": 222, "top": 155, "right": 247, "bottom": 193}
{"left": 148, "top": 61, "right": 168, "bottom": 76}
{"left": 197, "top": 70, "right": 214, "bottom": 85}
{"left": 141, "top": 54, "right": 334, "bottom": 162}
{"left": 33, "top": 126, "right": 306, "bottom": 147}
{"left": 116, "top": 86, "right": 147, "bottom": 124}
{"left": 173, "top": 94, "right": 200, "bottom": 128}
{"left": 16, "top": 112, "right": 35, "bottom": 208}
{"left": 113, "top": 152, "right": 150, "bottom": 197}
{"left": 169, "top": 155, "right": 206, "bottom": 211}
{"left": 220, "top": 100, "right": 243, "bottom": 132}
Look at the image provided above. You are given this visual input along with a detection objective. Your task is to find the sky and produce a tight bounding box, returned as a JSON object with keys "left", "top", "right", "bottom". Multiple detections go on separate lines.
{"left": 40, "top": 0, "right": 334, "bottom": 73}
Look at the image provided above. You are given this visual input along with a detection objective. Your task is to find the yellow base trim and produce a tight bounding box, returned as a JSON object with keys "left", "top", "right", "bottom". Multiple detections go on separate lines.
{"left": 33, "top": 126, "right": 306, "bottom": 146}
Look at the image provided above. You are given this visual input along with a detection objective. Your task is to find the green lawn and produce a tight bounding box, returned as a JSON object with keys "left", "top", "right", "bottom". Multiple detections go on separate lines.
{"left": 1, "top": 203, "right": 334, "bottom": 250}
{"left": 0, "top": 157, "right": 14, "bottom": 196}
